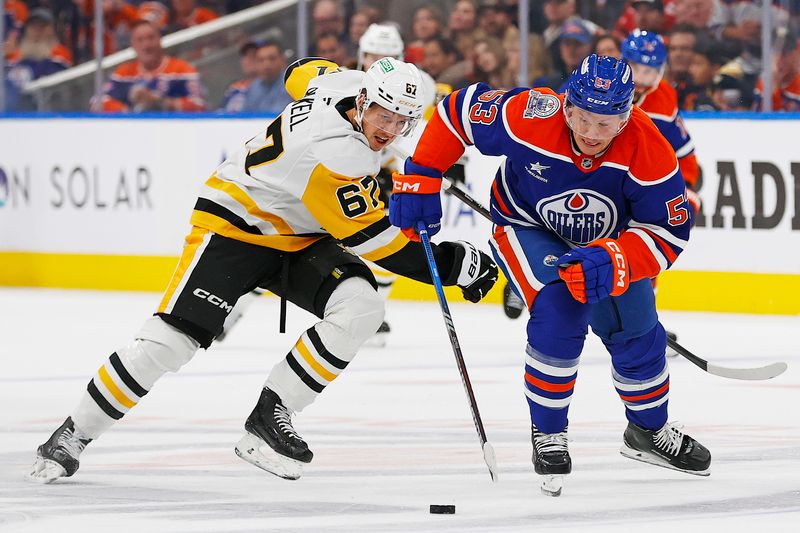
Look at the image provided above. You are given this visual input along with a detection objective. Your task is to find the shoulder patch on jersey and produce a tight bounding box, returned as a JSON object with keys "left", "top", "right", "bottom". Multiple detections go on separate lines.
{"left": 523, "top": 91, "right": 560, "bottom": 119}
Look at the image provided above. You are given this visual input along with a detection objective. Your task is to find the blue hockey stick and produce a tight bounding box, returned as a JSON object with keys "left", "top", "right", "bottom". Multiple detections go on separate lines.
{"left": 416, "top": 221, "right": 499, "bottom": 482}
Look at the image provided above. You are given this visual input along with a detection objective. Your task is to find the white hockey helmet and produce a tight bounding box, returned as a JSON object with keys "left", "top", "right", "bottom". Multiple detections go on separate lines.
{"left": 358, "top": 23, "right": 404, "bottom": 69}
{"left": 356, "top": 57, "right": 425, "bottom": 137}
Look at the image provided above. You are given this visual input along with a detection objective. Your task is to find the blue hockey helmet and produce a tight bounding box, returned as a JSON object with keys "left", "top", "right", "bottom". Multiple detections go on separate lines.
{"left": 621, "top": 29, "right": 667, "bottom": 68}
{"left": 564, "top": 54, "right": 634, "bottom": 116}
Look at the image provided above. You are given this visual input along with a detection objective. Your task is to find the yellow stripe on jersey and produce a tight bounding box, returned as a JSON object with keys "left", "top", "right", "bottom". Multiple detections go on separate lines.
{"left": 190, "top": 211, "right": 322, "bottom": 251}
{"left": 158, "top": 226, "right": 209, "bottom": 313}
{"left": 205, "top": 175, "right": 294, "bottom": 235}
{"left": 295, "top": 338, "right": 337, "bottom": 382}
{"left": 98, "top": 365, "right": 137, "bottom": 408}
{"left": 360, "top": 231, "right": 409, "bottom": 262}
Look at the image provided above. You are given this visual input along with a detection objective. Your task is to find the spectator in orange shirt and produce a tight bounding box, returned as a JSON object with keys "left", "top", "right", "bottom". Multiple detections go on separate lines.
{"left": 3, "top": 0, "right": 29, "bottom": 60}
{"left": 95, "top": 20, "right": 205, "bottom": 112}
{"left": 169, "top": 0, "right": 219, "bottom": 32}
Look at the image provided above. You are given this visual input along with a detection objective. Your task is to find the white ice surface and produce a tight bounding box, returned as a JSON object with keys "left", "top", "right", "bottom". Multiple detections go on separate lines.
{"left": 1, "top": 288, "right": 798, "bottom": 532}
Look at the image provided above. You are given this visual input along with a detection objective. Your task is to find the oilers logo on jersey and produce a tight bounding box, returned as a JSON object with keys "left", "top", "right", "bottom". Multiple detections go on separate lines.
{"left": 536, "top": 189, "right": 618, "bottom": 246}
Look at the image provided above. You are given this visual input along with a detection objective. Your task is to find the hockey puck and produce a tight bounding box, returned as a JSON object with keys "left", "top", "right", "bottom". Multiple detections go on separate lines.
{"left": 429, "top": 504, "right": 455, "bottom": 514}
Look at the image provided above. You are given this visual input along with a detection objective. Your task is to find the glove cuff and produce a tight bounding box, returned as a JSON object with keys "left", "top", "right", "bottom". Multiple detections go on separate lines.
{"left": 587, "top": 238, "right": 629, "bottom": 297}
{"left": 391, "top": 172, "right": 442, "bottom": 195}
{"left": 404, "top": 157, "right": 443, "bottom": 178}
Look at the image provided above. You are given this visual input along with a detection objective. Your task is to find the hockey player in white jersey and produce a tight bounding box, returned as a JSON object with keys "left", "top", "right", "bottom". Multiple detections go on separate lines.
{"left": 29, "top": 57, "right": 498, "bottom": 483}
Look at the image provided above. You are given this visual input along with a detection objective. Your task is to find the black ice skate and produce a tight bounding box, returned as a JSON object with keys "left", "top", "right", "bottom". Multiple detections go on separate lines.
{"left": 364, "top": 320, "right": 391, "bottom": 348}
{"left": 29, "top": 417, "right": 92, "bottom": 483}
{"left": 503, "top": 282, "right": 525, "bottom": 319}
{"left": 620, "top": 421, "right": 711, "bottom": 476}
{"left": 532, "top": 425, "right": 571, "bottom": 497}
{"left": 234, "top": 388, "right": 313, "bottom": 480}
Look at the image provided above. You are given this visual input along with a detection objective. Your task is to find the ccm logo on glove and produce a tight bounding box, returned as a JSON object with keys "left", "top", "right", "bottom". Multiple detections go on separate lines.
{"left": 556, "top": 238, "right": 630, "bottom": 304}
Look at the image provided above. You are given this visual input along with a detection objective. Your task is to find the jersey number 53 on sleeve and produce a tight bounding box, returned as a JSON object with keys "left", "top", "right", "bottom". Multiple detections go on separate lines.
{"left": 468, "top": 90, "right": 506, "bottom": 125}
{"left": 245, "top": 116, "right": 285, "bottom": 175}
{"left": 336, "top": 176, "right": 381, "bottom": 218}
{"left": 666, "top": 194, "right": 689, "bottom": 226}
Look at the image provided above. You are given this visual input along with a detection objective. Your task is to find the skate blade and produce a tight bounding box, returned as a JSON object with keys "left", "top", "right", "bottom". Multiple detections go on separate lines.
{"left": 540, "top": 474, "right": 564, "bottom": 497}
{"left": 234, "top": 433, "right": 304, "bottom": 480}
{"left": 27, "top": 457, "right": 67, "bottom": 484}
{"left": 620, "top": 444, "right": 710, "bottom": 477}
{"left": 362, "top": 332, "right": 388, "bottom": 348}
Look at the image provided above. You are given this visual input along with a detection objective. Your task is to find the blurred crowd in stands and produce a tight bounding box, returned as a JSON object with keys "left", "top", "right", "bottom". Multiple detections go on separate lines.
{"left": 3, "top": 0, "right": 800, "bottom": 112}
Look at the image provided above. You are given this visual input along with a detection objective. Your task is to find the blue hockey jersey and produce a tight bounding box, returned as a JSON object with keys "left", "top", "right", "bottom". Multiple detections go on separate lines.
{"left": 410, "top": 83, "right": 693, "bottom": 282}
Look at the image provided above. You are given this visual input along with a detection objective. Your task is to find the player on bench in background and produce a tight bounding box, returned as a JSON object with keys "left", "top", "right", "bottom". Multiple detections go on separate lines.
{"left": 29, "top": 57, "right": 497, "bottom": 484}
{"left": 389, "top": 53, "right": 710, "bottom": 496}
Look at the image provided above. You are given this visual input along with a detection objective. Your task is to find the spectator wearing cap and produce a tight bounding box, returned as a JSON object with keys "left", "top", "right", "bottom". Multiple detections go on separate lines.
{"left": 5, "top": 8, "right": 73, "bottom": 110}
{"left": 754, "top": 28, "right": 800, "bottom": 111}
{"left": 242, "top": 39, "right": 292, "bottom": 113}
{"left": 95, "top": 20, "right": 205, "bottom": 112}
{"left": 613, "top": 0, "right": 676, "bottom": 42}
{"left": 137, "top": 2, "right": 171, "bottom": 32}
{"left": 219, "top": 40, "right": 259, "bottom": 113}
{"left": 406, "top": 5, "right": 445, "bottom": 66}
{"left": 447, "top": 0, "right": 487, "bottom": 60}
{"left": 533, "top": 17, "right": 594, "bottom": 92}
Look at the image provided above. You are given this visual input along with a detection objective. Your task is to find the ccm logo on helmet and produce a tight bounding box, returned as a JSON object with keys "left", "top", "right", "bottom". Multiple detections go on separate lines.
{"left": 604, "top": 241, "right": 627, "bottom": 288}
{"left": 193, "top": 288, "right": 234, "bottom": 313}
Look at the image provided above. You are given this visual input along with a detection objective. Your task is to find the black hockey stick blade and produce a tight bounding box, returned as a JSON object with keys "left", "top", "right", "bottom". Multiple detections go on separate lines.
{"left": 667, "top": 337, "right": 787, "bottom": 381}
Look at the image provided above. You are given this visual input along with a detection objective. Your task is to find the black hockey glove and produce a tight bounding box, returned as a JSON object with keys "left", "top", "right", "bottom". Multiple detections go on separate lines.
{"left": 444, "top": 241, "right": 499, "bottom": 303}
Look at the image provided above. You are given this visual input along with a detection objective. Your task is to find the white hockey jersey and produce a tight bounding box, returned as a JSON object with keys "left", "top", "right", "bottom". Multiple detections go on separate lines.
{"left": 190, "top": 70, "right": 408, "bottom": 262}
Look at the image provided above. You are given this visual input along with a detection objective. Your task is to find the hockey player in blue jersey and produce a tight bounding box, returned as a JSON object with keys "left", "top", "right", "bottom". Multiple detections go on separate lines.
{"left": 390, "top": 54, "right": 711, "bottom": 496}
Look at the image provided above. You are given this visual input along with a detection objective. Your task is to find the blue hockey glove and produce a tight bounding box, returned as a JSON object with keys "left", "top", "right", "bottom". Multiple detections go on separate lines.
{"left": 557, "top": 239, "right": 630, "bottom": 304}
{"left": 388, "top": 159, "right": 443, "bottom": 241}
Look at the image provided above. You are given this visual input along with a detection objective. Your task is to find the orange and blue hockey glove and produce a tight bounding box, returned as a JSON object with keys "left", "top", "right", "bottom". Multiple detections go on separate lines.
{"left": 389, "top": 158, "right": 442, "bottom": 241}
{"left": 557, "top": 238, "right": 630, "bottom": 304}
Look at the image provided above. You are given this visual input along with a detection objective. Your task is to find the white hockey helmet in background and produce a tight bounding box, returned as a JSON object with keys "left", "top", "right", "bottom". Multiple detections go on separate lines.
{"left": 357, "top": 57, "right": 425, "bottom": 137}
{"left": 358, "top": 23, "right": 404, "bottom": 69}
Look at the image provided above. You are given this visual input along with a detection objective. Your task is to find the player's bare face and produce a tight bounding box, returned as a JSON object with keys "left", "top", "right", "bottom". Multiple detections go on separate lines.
{"left": 360, "top": 104, "right": 415, "bottom": 151}
{"left": 631, "top": 63, "right": 662, "bottom": 99}
{"left": 564, "top": 105, "right": 627, "bottom": 156}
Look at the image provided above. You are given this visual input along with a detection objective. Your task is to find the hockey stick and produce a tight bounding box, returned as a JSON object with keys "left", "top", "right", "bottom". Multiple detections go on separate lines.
{"left": 665, "top": 337, "right": 787, "bottom": 381}
{"left": 440, "top": 180, "right": 789, "bottom": 382}
{"left": 416, "top": 221, "right": 499, "bottom": 482}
